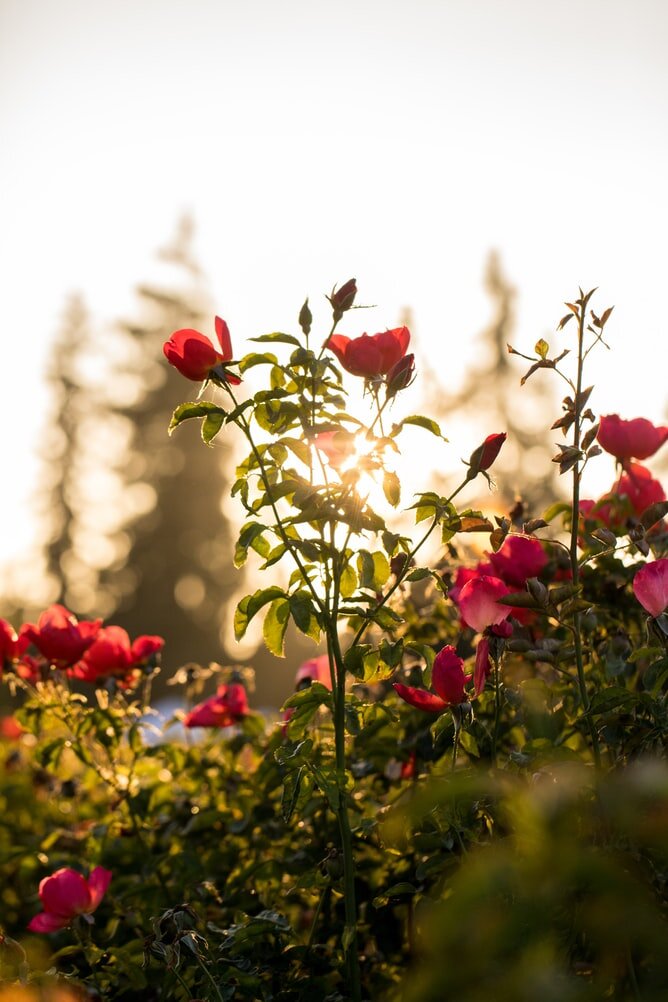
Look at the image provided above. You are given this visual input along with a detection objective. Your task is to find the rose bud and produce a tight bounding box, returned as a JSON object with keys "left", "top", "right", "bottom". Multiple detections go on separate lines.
{"left": 466, "top": 433, "right": 507, "bottom": 480}
{"left": 328, "top": 278, "right": 357, "bottom": 321}
{"left": 385, "top": 353, "right": 416, "bottom": 398}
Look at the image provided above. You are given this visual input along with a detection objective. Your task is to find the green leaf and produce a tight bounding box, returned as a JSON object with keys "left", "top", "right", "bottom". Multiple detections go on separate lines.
{"left": 282, "top": 437, "right": 312, "bottom": 465}
{"left": 289, "top": 592, "right": 322, "bottom": 643}
{"left": 263, "top": 598, "right": 290, "bottom": 657}
{"left": 542, "top": 501, "right": 572, "bottom": 524}
{"left": 339, "top": 564, "right": 358, "bottom": 598}
{"left": 392, "top": 415, "right": 447, "bottom": 439}
{"left": 234, "top": 522, "right": 271, "bottom": 568}
{"left": 234, "top": 587, "right": 287, "bottom": 640}
{"left": 201, "top": 410, "right": 226, "bottom": 444}
{"left": 239, "top": 351, "right": 279, "bottom": 373}
{"left": 250, "top": 331, "right": 302, "bottom": 346}
{"left": 383, "top": 470, "right": 401, "bottom": 507}
{"left": 168, "top": 401, "right": 227, "bottom": 435}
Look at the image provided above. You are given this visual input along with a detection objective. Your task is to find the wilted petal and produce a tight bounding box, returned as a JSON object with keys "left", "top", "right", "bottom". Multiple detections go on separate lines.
{"left": 393, "top": 682, "right": 449, "bottom": 714}
{"left": 474, "top": 637, "right": 491, "bottom": 696}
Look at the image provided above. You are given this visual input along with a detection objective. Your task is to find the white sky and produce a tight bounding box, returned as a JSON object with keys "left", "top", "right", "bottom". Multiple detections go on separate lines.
{"left": 1, "top": 0, "right": 667, "bottom": 567}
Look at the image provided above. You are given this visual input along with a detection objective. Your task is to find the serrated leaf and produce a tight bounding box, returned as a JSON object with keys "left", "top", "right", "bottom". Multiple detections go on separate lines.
{"left": 169, "top": 401, "right": 227, "bottom": 435}
{"left": 392, "top": 415, "right": 447, "bottom": 439}
{"left": 339, "top": 564, "right": 358, "bottom": 599}
{"left": 263, "top": 598, "right": 290, "bottom": 657}
{"left": 202, "top": 410, "right": 226, "bottom": 444}
{"left": 234, "top": 586, "right": 287, "bottom": 640}
{"left": 542, "top": 501, "right": 572, "bottom": 524}
{"left": 239, "top": 351, "right": 279, "bottom": 373}
{"left": 250, "top": 331, "right": 302, "bottom": 346}
{"left": 383, "top": 470, "right": 401, "bottom": 507}
{"left": 640, "top": 500, "right": 668, "bottom": 530}
{"left": 289, "top": 592, "right": 321, "bottom": 643}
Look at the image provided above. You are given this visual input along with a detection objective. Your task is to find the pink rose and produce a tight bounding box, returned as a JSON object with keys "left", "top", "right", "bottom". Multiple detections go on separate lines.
{"left": 633, "top": 559, "right": 668, "bottom": 618}
{"left": 28, "top": 866, "right": 111, "bottom": 933}
{"left": 457, "top": 575, "right": 511, "bottom": 633}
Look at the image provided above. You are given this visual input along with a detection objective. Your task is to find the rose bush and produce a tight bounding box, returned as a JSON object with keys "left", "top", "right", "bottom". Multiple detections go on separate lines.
{"left": 0, "top": 282, "right": 667, "bottom": 1000}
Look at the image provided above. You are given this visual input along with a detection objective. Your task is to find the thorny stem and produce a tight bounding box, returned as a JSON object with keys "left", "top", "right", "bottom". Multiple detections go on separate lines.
{"left": 327, "top": 579, "right": 363, "bottom": 1001}
{"left": 570, "top": 300, "right": 602, "bottom": 770}
{"left": 451, "top": 722, "right": 461, "bottom": 772}
{"left": 491, "top": 651, "right": 501, "bottom": 769}
{"left": 307, "top": 885, "right": 330, "bottom": 948}
{"left": 224, "top": 384, "right": 328, "bottom": 621}
{"left": 351, "top": 476, "right": 470, "bottom": 649}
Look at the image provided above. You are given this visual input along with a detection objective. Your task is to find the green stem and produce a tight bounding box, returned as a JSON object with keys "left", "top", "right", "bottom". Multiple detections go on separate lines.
{"left": 307, "top": 885, "right": 330, "bottom": 948}
{"left": 327, "top": 625, "right": 362, "bottom": 1002}
{"left": 570, "top": 301, "right": 601, "bottom": 770}
{"left": 492, "top": 653, "right": 500, "bottom": 769}
{"left": 451, "top": 724, "right": 461, "bottom": 772}
{"left": 351, "top": 475, "right": 470, "bottom": 649}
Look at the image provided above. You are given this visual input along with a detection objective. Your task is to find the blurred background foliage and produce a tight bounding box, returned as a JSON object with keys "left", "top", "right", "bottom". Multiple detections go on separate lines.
{"left": 0, "top": 231, "right": 561, "bottom": 705}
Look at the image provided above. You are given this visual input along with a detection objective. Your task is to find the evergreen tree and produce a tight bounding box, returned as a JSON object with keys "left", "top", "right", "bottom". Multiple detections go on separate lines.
{"left": 96, "top": 218, "right": 240, "bottom": 672}
{"left": 426, "top": 251, "right": 560, "bottom": 513}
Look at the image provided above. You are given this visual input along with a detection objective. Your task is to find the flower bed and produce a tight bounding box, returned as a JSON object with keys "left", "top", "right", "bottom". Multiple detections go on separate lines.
{"left": 1, "top": 282, "right": 667, "bottom": 1000}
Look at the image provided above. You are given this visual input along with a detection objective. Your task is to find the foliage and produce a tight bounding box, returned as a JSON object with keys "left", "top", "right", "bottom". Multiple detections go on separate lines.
{"left": 1, "top": 280, "right": 667, "bottom": 1000}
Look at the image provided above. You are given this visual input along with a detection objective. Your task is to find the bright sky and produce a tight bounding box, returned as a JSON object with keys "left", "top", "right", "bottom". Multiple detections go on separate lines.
{"left": 1, "top": 0, "right": 667, "bottom": 568}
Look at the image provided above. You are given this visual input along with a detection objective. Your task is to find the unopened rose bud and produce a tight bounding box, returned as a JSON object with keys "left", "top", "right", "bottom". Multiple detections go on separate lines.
{"left": 328, "top": 278, "right": 357, "bottom": 321}
{"left": 466, "top": 433, "right": 507, "bottom": 480}
{"left": 386, "top": 353, "right": 416, "bottom": 398}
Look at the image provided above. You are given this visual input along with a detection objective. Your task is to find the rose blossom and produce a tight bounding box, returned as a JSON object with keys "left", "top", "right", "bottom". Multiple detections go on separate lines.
{"left": 295, "top": 654, "right": 332, "bottom": 690}
{"left": 597, "top": 414, "right": 668, "bottom": 462}
{"left": 183, "top": 682, "right": 248, "bottom": 728}
{"left": 70, "top": 626, "right": 164, "bottom": 684}
{"left": 617, "top": 463, "right": 665, "bottom": 516}
{"left": 164, "top": 315, "right": 241, "bottom": 383}
{"left": 22, "top": 605, "right": 101, "bottom": 670}
{"left": 326, "top": 326, "right": 410, "bottom": 379}
{"left": 393, "top": 646, "right": 471, "bottom": 713}
{"left": 457, "top": 575, "right": 511, "bottom": 633}
{"left": 488, "top": 536, "right": 548, "bottom": 588}
{"left": 28, "top": 866, "right": 111, "bottom": 933}
{"left": 633, "top": 559, "right": 668, "bottom": 618}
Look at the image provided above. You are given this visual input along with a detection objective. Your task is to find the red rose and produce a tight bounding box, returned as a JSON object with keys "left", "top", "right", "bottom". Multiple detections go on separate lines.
{"left": 326, "top": 326, "right": 410, "bottom": 379}
{"left": 28, "top": 866, "right": 111, "bottom": 934}
{"left": 597, "top": 414, "right": 668, "bottom": 462}
{"left": 488, "top": 536, "right": 547, "bottom": 588}
{"left": 393, "top": 645, "right": 469, "bottom": 713}
{"left": 23, "top": 605, "right": 101, "bottom": 669}
{"left": 70, "top": 627, "right": 164, "bottom": 684}
{"left": 183, "top": 682, "right": 248, "bottom": 728}
{"left": 164, "top": 315, "right": 241, "bottom": 383}
{"left": 617, "top": 463, "right": 665, "bottom": 516}
{"left": 0, "top": 618, "right": 22, "bottom": 671}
